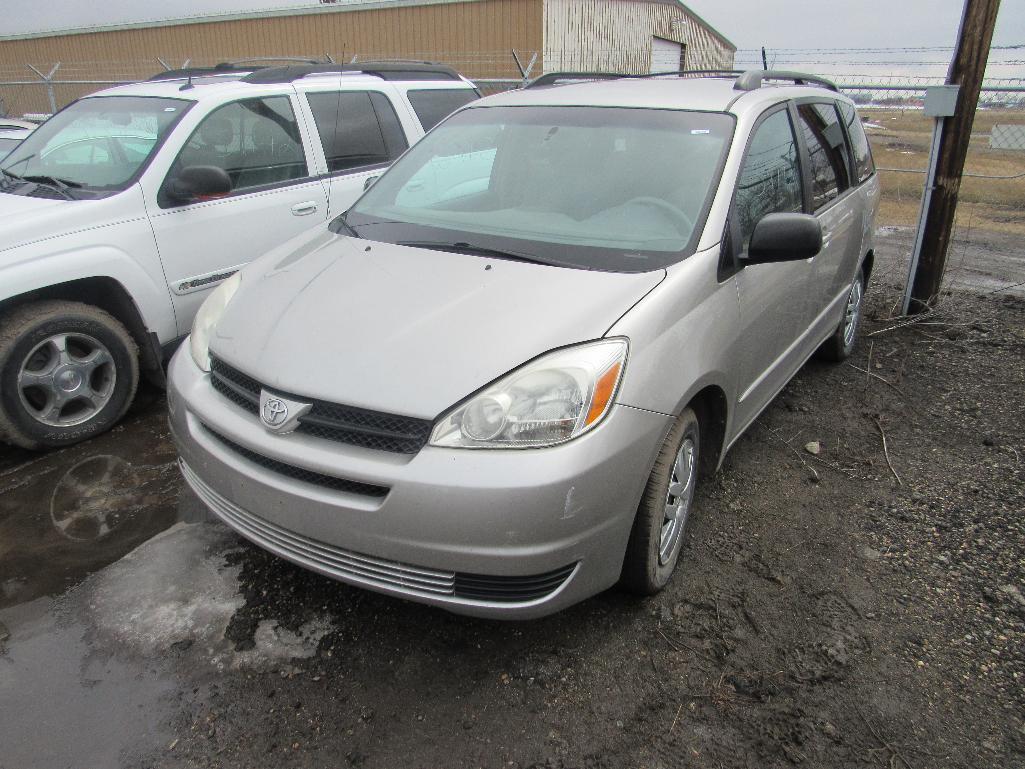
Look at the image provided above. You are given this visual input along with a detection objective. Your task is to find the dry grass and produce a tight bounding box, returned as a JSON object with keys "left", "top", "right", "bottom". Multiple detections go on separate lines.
{"left": 865, "top": 108, "right": 1025, "bottom": 234}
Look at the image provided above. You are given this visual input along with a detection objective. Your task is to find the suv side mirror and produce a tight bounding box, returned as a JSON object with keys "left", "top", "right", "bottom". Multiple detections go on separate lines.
{"left": 744, "top": 213, "right": 822, "bottom": 264}
{"left": 166, "top": 165, "right": 232, "bottom": 204}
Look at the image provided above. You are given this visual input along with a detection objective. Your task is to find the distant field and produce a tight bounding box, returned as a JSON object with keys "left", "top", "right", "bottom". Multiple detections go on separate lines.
{"left": 864, "top": 108, "right": 1025, "bottom": 234}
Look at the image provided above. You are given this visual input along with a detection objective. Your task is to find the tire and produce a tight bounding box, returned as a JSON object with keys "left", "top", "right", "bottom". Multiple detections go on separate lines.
{"left": 0, "top": 301, "right": 139, "bottom": 450}
{"left": 816, "top": 268, "right": 865, "bottom": 363}
{"left": 621, "top": 407, "right": 700, "bottom": 595}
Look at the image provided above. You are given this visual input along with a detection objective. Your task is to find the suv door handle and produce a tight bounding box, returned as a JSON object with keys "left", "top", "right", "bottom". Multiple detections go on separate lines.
{"left": 291, "top": 201, "right": 318, "bottom": 216}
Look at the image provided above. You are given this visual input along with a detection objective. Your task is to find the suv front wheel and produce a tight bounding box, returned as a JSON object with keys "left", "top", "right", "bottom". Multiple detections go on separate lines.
{"left": 0, "top": 301, "right": 139, "bottom": 450}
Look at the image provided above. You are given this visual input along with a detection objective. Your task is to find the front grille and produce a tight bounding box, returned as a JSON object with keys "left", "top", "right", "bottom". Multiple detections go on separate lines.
{"left": 209, "top": 357, "right": 432, "bottom": 454}
{"left": 454, "top": 565, "right": 579, "bottom": 601}
{"left": 207, "top": 427, "right": 389, "bottom": 498}
{"left": 181, "top": 460, "right": 576, "bottom": 605}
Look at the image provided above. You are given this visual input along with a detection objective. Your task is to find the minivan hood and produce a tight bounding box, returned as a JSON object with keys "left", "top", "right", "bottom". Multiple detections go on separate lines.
{"left": 211, "top": 235, "right": 664, "bottom": 419}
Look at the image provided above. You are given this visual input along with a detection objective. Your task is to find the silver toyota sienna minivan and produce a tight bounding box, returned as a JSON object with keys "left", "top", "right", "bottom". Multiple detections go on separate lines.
{"left": 168, "top": 70, "right": 879, "bottom": 618}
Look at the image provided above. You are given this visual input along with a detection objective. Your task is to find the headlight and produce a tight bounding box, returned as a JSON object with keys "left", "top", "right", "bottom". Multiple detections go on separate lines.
{"left": 430, "top": 339, "right": 628, "bottom": 449}
{"left": 189, "top": 271, "right": 242, "bottom": 371}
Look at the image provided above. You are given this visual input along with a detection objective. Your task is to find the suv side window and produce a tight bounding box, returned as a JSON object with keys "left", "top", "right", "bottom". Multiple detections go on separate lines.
{"left": 307, "top": 91, "right": 408, "bottom": 173}
{"left": 173, "top": 96, "right": 307, "bottom": 193}
{"left": 735, "top": 108, "right": 804, "bottom": 253}
{"left": 796, "top": 102, "right": 850, "bottom": 209}
{"left": 838, "top": 101, "right": 875, "bottom": 183}
{"left": 407, "top": 89, "right": 480, "bottom": 131}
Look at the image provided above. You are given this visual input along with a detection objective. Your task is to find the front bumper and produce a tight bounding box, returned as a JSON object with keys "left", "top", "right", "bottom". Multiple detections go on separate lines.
{"left": 168, "top": 349, "right": 671, "bottom": 619}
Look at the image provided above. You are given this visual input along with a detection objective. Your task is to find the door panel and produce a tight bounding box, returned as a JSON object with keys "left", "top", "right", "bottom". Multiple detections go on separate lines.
{"left": 148, "top": 94, "right": 328, "bottom": 333}
{"left": 795, "top": 102, "right": 859, "bottom": 332}
{"left": 729, "top": 106, "right": 814, "bottom": 433}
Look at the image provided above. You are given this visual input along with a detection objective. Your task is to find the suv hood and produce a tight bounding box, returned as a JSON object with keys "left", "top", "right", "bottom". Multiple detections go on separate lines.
{"left": 0, "top": 192, "right": 74, "bottom": 252}
{"left": 211, "top": 235, "right": 664, "bottom": 419}
{"left": 0, "top": 188, "right": 140, "bottom": 257}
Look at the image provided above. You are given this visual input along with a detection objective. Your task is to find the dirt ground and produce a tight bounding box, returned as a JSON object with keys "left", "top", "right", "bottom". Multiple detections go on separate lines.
{"left": 0, "top": 229, "right": 1023, "bottom": 769}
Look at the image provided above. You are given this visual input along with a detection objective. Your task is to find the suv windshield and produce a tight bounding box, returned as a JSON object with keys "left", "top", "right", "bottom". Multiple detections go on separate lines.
{"left": 0, "top": 96, "right": 191, "bottom": 199}
{"left": 347, "top": 105, "right": 734, "bottom": 271}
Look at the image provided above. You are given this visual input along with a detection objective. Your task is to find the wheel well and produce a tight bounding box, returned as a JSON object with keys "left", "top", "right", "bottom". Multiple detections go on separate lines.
{"left": 861, "top": 249, "right": 875, "bottom": 287}
{"left": 0, "top": 278, "right": 162, "bottom": 380}
{"left": 688, "top": 385, "right": 728, "bottom": 478}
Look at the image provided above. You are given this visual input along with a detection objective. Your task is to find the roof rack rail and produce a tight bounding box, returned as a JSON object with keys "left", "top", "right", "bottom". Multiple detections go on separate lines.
{"left": 148, "top": 63, "right": 257, "bottom": 82}
{"left": 645, "top": 69, "right": 745, "bottom": 79}
{"left": 240, "top": 61, "right": 462, "bottom": 84}
{"left": 527, "top": 69, "right": 752, "bottom": 89}
{"left": 733, "top": 70, "right": 838, "bottom": 92}
{"left": 526, "top": 72, "right": 627, "bottom": 89}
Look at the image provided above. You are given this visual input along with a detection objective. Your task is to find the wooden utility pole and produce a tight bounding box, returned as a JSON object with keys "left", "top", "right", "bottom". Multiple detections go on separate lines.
{"left": 907, "top": 0, "right": 1001, "bottom": 313}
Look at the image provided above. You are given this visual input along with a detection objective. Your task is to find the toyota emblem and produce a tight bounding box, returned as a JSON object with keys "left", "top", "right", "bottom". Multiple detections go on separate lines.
{"left": 262, "top": 397, "right": 289, "bottom": 426}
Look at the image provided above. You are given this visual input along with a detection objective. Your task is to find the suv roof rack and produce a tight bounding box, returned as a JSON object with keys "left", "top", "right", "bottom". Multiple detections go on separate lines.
{"left": 148, "top": 63, "right": 257, "bottom": 82}
{"left": 240, "top": 61, "right": 462, "bottom": 84}
{"left": 733, "top": 70, "right": 838, "bottom": 92}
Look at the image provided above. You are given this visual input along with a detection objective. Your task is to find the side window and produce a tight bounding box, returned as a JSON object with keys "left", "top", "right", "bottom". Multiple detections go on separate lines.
{"left": 839, "top": 101, "right": 875, "bottom": 183}
{"left": 307, "top": 91, "right": 408, "bottom": 173}
{"left": 407, "top": 89, "right": 480, "bottom": 131}
{"left": 796, "top": 103, "right": 850, "bottom": 209}
{"left": 173, "top": 96, "right": 307, "bottom": 193}
{"left": 734, "top": 109, "right": 804, "bottom": 252}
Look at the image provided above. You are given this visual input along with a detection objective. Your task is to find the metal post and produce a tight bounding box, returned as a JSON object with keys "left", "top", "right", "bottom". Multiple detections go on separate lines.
{"left": 27, "top": 63, "right": 60, "bottom": 114}
{"left": 902, "top": 101, "right": 948, "bottom": 316}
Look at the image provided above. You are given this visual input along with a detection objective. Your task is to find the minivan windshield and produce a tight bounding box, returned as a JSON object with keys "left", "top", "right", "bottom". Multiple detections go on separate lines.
{"left": 0, "top": 96, "right": 191, "bottom": 199}
{"left": 347, "top": 105, "right": 734, "bottom": 271}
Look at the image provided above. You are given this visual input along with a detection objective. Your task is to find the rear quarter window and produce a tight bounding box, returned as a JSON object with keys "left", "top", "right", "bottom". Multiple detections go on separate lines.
{"left": 407, "top": 89, "right": 480, "bottom": 131}
{"left": 839, "top": 102, "right": 875, "bottom": 183}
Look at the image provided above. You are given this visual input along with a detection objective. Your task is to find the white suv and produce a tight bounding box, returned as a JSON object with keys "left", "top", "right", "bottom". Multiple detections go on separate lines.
{"left": 0, "top": 62, "right": 478, "bottom": 449}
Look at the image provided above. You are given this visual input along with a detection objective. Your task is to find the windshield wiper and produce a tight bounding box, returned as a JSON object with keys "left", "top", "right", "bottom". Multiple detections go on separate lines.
{"left": 20, "top": 175, "right": 80, "bottom": 199}
{"left": 397, "top": 240, "right": 549, "bottom": 265}
{"left": 328, "top": 211, "right": 361, "bottom": 238}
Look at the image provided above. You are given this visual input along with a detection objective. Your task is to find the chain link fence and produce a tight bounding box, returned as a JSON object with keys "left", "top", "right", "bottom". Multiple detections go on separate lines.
{"left": 1, "top": 55, "right": 1022, "bottom": 298}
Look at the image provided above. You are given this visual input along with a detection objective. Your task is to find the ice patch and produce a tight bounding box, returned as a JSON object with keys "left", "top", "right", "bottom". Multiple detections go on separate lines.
{"left": 79, "top": 522, "right": 335, "bottom": 669}
{"left": 230, "top": 618, "right": 334, "bottom": 668}
{"left": 83, "top": 522, "right": 243, "bottom": 657}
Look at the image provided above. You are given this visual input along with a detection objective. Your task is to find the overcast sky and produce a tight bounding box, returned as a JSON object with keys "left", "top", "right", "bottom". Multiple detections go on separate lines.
{"left": 1, "top": 0, "right": 1022, "bottom": 63}
{"left": 685, "top": 0, "right": 1022, "bottom": 50}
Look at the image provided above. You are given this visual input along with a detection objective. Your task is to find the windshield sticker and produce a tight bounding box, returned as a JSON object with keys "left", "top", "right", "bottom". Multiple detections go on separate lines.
{"left": 691, "top": 129, "right": 710, "bottom": 135}
{"left": 163, "top": 107, "right": 177, "bottom": 112}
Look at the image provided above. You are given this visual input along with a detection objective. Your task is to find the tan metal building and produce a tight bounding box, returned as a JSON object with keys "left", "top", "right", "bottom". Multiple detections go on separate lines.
{"left": 0, "top": 0, "right": 734, "bottom": 114}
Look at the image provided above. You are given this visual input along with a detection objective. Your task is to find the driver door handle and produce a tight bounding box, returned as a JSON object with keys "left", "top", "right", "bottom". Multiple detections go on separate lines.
{"left": 291, "top": 201, "right": 318, "bottom": 216}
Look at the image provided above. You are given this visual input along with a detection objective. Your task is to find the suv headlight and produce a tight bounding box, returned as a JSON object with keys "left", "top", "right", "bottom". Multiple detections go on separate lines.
{"left": 430, "top": 339, "right": 628, "bottom": 449}
{"left": 189, "top": 271, "right": 241, "bottom": 371}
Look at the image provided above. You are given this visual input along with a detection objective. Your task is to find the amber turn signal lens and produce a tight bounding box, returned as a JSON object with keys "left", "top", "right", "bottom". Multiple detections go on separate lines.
{"left": 585, "top": 361, "right": 622, "bottom": 426}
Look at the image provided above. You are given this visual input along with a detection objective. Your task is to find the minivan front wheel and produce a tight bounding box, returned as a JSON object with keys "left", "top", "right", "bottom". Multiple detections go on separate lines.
{"left": 0, "top": 301, "right": 139, "bottom": 450}
{"left": 621, "top": 408, "right": 700, "bottom": 595}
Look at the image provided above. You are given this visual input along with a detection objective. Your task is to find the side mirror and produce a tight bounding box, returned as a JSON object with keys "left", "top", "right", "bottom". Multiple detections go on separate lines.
{"left": 744, "top": 213, "right": 822, "bottom": 264}
{"left": 166, "top": 165, "right": 232, "bottom": 204}
{"left": 363, "top": 175, "right": 379, "bottom": 191}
